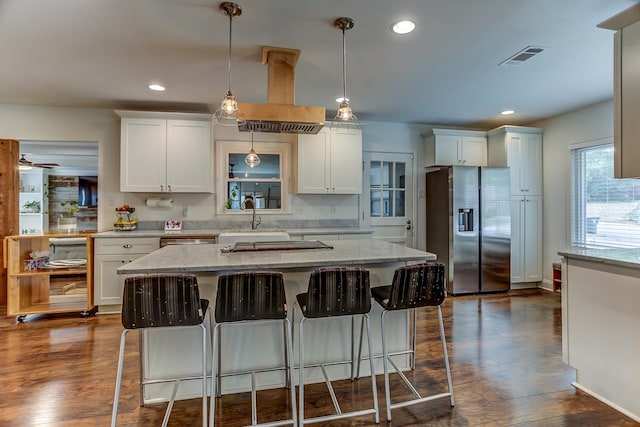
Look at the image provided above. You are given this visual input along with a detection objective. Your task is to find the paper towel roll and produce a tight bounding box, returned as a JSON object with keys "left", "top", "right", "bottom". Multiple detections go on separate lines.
{"left": 158, "top": 198, "right": 174, "bottom": 208}
{"left": 146, "top": 197, "right": 159, "bottom": 207}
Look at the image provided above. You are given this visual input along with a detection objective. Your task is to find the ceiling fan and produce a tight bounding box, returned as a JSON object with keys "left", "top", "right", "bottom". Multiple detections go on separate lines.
{"left": 19, "top": 154, "right": 59, "bottom": 170}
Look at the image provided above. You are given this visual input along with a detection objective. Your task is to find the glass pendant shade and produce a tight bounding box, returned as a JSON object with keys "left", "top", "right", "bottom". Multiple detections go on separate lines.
{"left": 337, "top": 100, "right": 353, "bottom": 121}
{"left": 214, "top": 91, "right": 243, "bottom": 125}
{"left": 244, "top": 133, "right": 261, "bottom": 168}
{"left": 332, "top": 17, "right": 361, "bottom": 130}
{"left": 221, "top": 91, "right": 238, "bottom": 112}
{"left": 244, "top": 148, "right": 261, "bottom": 168}
{"left": 214, "top": 2, "right": 244, "bottom": 127}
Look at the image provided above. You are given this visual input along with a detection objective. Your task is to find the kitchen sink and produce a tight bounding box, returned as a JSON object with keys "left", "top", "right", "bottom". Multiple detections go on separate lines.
{"left": 217, "top": 230, "right": 290, "bottom": 244}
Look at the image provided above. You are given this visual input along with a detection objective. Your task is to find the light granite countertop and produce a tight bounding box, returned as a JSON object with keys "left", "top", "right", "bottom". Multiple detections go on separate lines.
{"left": 93, "top": 228, "right": 373, "bottom": 238}
{"left": 558, "top": 247, "right": 640, "bottom": 270}
{"left": 117, "top": 239, "right": 436, "bottom": 274}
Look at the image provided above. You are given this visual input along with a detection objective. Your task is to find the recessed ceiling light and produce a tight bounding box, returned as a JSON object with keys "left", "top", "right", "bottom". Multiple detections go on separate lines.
{"left": 501, "top": 110, "right": 515, "bottom": 115}
{"left": 336, "top": 97, "right": 349, "bottom": 103}
{"left": 392, "top": 20, "right": 416, "bottom": 35}
{"left": 148, "top": 84, "right": 165, "bottom": 92}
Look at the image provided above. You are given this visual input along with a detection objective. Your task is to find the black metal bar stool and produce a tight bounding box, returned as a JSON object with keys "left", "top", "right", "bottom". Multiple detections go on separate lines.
{"left": 368, "top": 262, "right": 454, "bottom": 421}
{"left": 209, "top": 271, "right": 296, "bottom": 427}
{"left": 295, "top": 267, "right": 379, "bottom": 425}
{"left": 111, "top": 274, "right": 212, "bottom": 427}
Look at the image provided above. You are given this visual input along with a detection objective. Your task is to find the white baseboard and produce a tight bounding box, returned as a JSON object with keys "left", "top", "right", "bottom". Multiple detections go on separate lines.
{"left": 572, "top": 382, "right": 640, "bottom": 423}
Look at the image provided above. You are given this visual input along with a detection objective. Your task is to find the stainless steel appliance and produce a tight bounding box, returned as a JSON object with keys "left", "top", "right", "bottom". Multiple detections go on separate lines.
{"left": 426, "top": 166, "right": 511, "bottom": 294}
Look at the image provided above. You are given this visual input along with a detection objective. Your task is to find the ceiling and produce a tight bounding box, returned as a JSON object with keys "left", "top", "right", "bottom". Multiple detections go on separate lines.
{"left": 0, "top": 0, "right": 637, "bottom": 129}
{"left": 20, "top": 141, "right": 98, "bottom": 172}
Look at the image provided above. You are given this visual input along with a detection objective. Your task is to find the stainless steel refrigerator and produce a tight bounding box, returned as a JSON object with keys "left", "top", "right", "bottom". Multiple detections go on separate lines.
{"left": 426, "top": 166, "right": 511, "bottom": 295}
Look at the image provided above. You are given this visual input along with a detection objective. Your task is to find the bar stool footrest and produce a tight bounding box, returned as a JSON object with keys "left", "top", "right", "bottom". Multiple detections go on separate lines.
{"left": 390, "top": 392, "right": 453, "bottom": 411}
{"left": 301, "top": 408, "right": 378, "bottom": 426}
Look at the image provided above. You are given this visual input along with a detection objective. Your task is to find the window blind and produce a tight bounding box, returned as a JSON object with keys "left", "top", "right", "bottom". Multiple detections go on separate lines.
{"left": 571, "top": 142, "right": 640, "bottom": 248}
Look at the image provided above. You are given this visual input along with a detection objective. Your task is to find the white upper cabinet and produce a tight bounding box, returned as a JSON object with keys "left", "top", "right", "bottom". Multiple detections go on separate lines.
{"left": 117, "top": 111, "right": 213, "bottom": 193}
{"left": 423, "top": 129, "right": 487, "bottom": 167}
{"left": 487, "top": 126, "right": 543, "bottom": 196}
{"left": 599, "top": 4, "right": 640, "bottom": 178}
{"left": 297, "top": 126, "right": 362, "bottom": 194}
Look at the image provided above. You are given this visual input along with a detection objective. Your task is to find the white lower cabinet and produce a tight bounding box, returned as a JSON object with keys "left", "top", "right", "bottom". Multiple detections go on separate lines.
{"left": 93, "top": 237, "right": 159, "bottom": 310}
{"left": 510, "top": 195, "right": 542, "bottom": 283}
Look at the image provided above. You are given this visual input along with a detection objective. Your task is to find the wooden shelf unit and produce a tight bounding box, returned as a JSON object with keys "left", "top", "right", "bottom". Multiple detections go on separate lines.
{"left": 3, "top": 234, "right": 95, "bottom": 318}
{"left": 552, "top": 262, "right": 562, "bottom": 293}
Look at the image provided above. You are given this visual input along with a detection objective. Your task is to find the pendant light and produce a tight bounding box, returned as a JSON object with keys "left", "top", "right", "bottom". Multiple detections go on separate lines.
{"left": 244, "top": 132, "right": 261, "bottom": 168}
{"left": 332, "top": 17, "right": 360, "bottom": 130}
{"left": 213, "top": 2, "right": 245, "bottom": 126}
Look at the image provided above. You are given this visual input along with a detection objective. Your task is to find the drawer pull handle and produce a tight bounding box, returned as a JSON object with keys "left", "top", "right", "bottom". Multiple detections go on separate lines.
{"left": 122, "top": 244, "right": 133, "bottom": 249}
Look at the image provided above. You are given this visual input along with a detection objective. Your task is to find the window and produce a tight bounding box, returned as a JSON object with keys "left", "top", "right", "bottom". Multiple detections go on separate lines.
{"left": 571, "top": 140, "right": 640, "bottom": 248}
{"left": 216, "top": 141, "right": 290, "bottom": 213}
{"left": 369, "top": 160, "right": 405, "bottom": 218}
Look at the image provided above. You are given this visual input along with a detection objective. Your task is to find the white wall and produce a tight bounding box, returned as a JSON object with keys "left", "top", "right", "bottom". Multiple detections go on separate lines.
{"left": 0, "top": 104, "right": 431, "bottom": 240}
{"left": 0, "top": 104, "right": 120, "bottom": 231}
{"left": 533, "top": 99, "right": 614, "bottom": 284}
{"left": 361, "top": 121, "right": 434, "bottom": 250}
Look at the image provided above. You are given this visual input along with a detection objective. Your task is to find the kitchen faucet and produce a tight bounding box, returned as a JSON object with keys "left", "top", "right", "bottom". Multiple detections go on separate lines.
{"left": 241, "top": 198, "right": 261, "bottom": 230}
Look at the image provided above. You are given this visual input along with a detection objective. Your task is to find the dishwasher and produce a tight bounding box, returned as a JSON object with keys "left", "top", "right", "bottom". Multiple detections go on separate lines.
{"left": 159, "top": 237, "right": 217, "bottom": 247}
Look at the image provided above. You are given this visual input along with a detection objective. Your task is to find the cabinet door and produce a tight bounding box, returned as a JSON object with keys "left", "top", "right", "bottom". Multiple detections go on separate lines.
{"left": 120, "top": 118, "right": 167, "bottom": 192}
{"left": 510, "top": 196, "right": 525, "bottom": 283}
{"left": 330, "top": 129, "right": 362, "bottom": 194}
{"left": 297, "top": 129, "right": 330, "bottom": 193}
{"left": 94, "top": 253, "right": 146, "bottom": 305}
{"left": 520, "top": 133, "right": 542, "bottom": 195}
{"left": 460, "top": 136, "right": 487, "bottom": 166}
{"left": 523, "top": 195, "right": 543, "bottom": 282}
{"left": 434, "top": 135, "right": 461, "bottom": 165}
{"left": 166, "top": 120, "right": 213, "bottom": 193}
{"left": 507, "top": 135, "right": 524, "bottom": 195}
{"left": 618, "top": 21, "right": 640, "bottom": 178}
{"left": 507, "top": 133, "right": 542, "bottom": 195}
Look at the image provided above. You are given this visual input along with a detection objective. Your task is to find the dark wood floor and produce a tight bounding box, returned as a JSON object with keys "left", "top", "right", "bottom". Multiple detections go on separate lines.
{"left": 1, "top": 289, "right": 637, "bottom": 426}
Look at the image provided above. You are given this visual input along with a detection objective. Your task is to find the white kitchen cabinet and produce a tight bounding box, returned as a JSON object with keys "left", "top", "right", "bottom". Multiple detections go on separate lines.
{"left": 117, "top": 111, "right": 213, "bottom": 193}
{"left": 297, "top": 126, "right": 362, "bottom": 194}
{"left": 93, "top": 237, "right": 159, "bottom": 311}
{"left": 423, "top": 128, "right": 487, "bottom": 167}
{"left": 510, "top": 195, "right": 542, "bottom": 284}
{"left": 488, "top": 126, "right": 543, "bottom": 285}
{"left": 599, "top": 4, "right": 640, "bottom": 178}
{"left": 487, "top": 126, "right": 543, "bottom": 195}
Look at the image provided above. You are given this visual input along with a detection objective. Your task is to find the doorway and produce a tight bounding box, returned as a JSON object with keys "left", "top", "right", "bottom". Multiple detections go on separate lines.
{"left": 362, "top": 152, "right": 415, "bottom": 247}
{"left": 19, "top": 141, "right": 99, "bottom": 233}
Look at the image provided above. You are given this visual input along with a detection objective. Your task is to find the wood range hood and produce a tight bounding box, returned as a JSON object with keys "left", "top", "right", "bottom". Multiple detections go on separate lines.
{"left": 238, "top": 46, "right": 325, "bottom": 134}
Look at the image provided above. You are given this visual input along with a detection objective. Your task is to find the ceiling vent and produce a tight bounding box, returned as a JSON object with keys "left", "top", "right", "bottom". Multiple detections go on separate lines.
{"left": 500, "top": 45, "right": 546, "bottom": 66}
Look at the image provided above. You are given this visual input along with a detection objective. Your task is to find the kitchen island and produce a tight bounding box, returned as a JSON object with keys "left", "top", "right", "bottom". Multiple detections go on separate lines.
{"left": 118, "top": 239, "right": 436, "bottom": 403}
{"left": 558, "top": 248, "right": 640, "bottom": 422}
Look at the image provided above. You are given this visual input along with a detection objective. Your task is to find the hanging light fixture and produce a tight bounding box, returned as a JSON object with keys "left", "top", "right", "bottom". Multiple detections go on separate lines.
{"left": 244, "top": 132, "right": 261, "bottom": 168}
{"left": 332, "top": 17, "right": 360, "bottom": 130}
{"left": 213, "top": 2, "right": 245, "bottom": 126}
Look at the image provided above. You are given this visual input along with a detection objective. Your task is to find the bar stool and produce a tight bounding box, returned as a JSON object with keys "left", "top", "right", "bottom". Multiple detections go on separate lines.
{"left": 295, "top": 267, "right": 379, "bottom": 425}
{"left": 111, "top": 274, "right": 212, "bottom": 427}
{"left": 370, "top": 262, "right": 454, "bottom": 421}
{"left": 209, "top": 271, "right": 296, "bottom": 427}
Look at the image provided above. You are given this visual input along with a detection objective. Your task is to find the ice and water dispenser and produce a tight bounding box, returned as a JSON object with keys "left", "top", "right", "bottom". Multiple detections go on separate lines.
{"left": 458, "top": 208, "right": 474, "bottom": 232}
